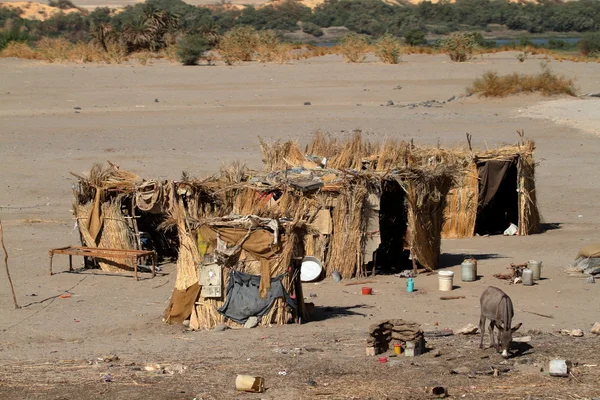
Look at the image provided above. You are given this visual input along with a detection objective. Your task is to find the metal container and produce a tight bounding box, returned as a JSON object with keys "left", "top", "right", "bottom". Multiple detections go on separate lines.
{"left": 522, "top": 269, "right": 533, "bottom": 286}
{"left": 527, "top": 260, "right": 542, "bottom": 281}
{"left": 461, "top": 260, "right": 476, "bottom": 282}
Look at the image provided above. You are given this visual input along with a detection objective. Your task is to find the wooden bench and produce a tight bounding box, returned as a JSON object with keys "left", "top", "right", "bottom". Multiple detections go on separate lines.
{"left": 49, "top": 246, "right": 157, "bottom": 281}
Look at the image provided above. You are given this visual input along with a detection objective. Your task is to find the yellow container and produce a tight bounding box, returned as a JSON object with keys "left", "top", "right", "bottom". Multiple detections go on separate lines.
{"left": 394, "top": 344, "right": 402, "bottom": 355}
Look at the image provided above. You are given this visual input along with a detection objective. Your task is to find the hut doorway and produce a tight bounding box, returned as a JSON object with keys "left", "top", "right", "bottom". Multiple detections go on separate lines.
{"left": 475, "top": 156, "right": 519, "bottom": 236}
{"left": 376, "top": 180, "right": 411, "bottom": 272}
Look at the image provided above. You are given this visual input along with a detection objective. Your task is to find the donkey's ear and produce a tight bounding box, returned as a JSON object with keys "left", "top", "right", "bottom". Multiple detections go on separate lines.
{"left": 511, "top": 323, "right": 522, "bottom": 332}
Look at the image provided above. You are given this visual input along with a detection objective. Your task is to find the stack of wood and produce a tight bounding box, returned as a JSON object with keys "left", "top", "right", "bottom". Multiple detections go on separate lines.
{"left": 494, "top": 263, "right": 527, "bottom": 281}
{"left": 367, "top": 319, "right": 425, "bottom": 355}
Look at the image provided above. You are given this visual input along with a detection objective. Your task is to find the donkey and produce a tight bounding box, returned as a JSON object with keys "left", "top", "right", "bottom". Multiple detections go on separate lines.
{"left": 479, "top": 286, "right": 522, "bottom": 358}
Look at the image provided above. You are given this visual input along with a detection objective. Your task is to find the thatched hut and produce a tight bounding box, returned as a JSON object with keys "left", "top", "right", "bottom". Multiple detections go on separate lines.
{"left": 259, "top": 130, "right": 541, "bottom": 240}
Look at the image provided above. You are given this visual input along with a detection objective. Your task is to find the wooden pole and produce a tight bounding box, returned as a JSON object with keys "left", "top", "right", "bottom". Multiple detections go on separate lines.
{"left": 0, "top": 219, "right": 20, "bottom": 309}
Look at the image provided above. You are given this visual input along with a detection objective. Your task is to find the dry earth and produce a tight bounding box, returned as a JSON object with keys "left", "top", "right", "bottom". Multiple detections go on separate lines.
{"left": 0, "top": 52, "right": 599, "bottom": 399}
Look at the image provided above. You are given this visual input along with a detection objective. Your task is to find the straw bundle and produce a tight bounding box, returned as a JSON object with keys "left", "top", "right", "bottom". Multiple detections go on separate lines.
{"left": 441, "top": 163, "right": 479, "bottom": 238}
{"left": 259, "top": 137, "right": 306, "bottom": 171}
{"left": 325, "top": 183, "right": 369, "bottom": 278}
{"left": 74, "top": 198, "right": 136, "bottom": 272}
{"left": 172, "top": 202, "right": 200, "bottom": 291}
{"left": 402, "top": 170, "right": 453, "bottom": 271}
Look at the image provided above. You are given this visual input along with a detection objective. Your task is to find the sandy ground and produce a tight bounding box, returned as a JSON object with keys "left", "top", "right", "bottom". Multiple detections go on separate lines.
{"left": 0, "top": 52, "right": 599, "bottom": 398}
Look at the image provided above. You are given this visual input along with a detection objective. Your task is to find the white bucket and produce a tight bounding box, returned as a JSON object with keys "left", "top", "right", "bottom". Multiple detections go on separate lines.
{"left": 438, "top": 270, "right": 454, "bottom": 291}
{"left": 301, "top": 256, "right": 323, "bottom": 282}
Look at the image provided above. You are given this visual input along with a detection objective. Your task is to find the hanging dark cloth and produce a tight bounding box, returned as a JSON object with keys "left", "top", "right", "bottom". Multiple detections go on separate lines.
{"left": 218, "top": 270, "right": 296, "bottom": 324}
{"left": 477, "top": 158, "right": 516, "bottom": 209}
{"left": 475, "top": 157, "right": 519, "bottom": 235}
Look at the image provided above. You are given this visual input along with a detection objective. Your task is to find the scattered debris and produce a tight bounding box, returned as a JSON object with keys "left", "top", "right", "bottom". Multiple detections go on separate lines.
{"left": 331, "top": 271, "right": 342, "bottom": 282}
{"left": 59, "top": 293, "right": 71, "bottom": 299}
{"left": 512, "top": 336, "right": 531, "bottom": 343}
{"left": 560, "top": 329, "right": 584, "bottom": 337}
{"left": 393, "top": 85, "right": 402, "bottom": 90}
{"left": 344, "top": 280, "right": 376, "bottom": 286}
{"left": 97, "top": 355, "right": 119, "bottom": 363}
{"left": 378, "top": 356, "right": 388, "bottom": 363}
{"left": 424, "top": 329, "right": 453, "bottom": 338}
{"left": 236, "top": 375, "right": 264, "bottom": 393}
{"left": 591, "top": 322, "right": 600, "bottom": 335}
{"left": 588, "top": 276, "right": 595, "bottom": 283}
{"left": 101, "top": 374, "right": 113, "bottom": 383}
{"left": 386, "top": 100, "right": 394, "bottom": 106}
{"left": 451, "top": 366, "right": 471, "bottom": 375}
{"left": 304, "top": 102, "right": 311, "bottom": 106}
{"left": 306, "top": 378, "right": 317, "bottom": 387}
{"left": 366, "top": 346, "right": 376, "bottom": 356}
{"left": 394, "top": 270, "right": 413, "bottom": 278}
{"left": 549, "top": 360, "right": 570, "bottom": 377}
{"left": 440, "top": 295, "right": 465, "bottom": 300}
{"left": 518, "top": 309, "right": 554, "bottom": 319}
{"left": 432, "top": 349, "right": 442, "bottom": 357}
{"left": 309, "top": 293, "right": 317, "bottom": 298}
{"left": 74, "top": 106, "right": 82, "bottom": 110}
{"left": 457, "top": 324, "right": 479, "bottom": 335}
{"left": 503, "top": 223, "right": 518, "bottom": 236}
{"left": 244, "top": 316, "right": 259, "bottom": 329}
{"left": 154, "top": 98, "right": 159, "bottom": 103}
{"left": 213, "top": 323, "right": 229, "bottom": 332}
{"left": 570, "top": 329, "right": 584, "bottom": 337}
{"left": 495, "top": 263, "right": 528, "bottom": 282}
{"left": 432, "top": 386, "right": 448, "bottom": 398}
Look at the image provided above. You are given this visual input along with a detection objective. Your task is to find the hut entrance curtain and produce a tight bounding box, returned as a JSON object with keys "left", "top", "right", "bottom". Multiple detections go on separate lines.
{"left": 477, "top": 158, "right": 515, "bottom": 209}
{"left": 87, "top": 188, "right": 103, "bottom": 244}
{"left": 198, "top": 226, "right": 280, "bottom": 298}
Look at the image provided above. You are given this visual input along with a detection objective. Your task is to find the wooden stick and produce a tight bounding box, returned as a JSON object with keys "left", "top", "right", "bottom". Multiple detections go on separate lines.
{"left": 518, "top": 309, "right": 554, "bottom": 319}
{"left": 0, "top": 219, "right": 20, "bottom": 309}
{"left": 344, "top": 280, "right": 376, "bottom": 286}
{"left": 440, "top": 295, "right": 465, "bottom": 300}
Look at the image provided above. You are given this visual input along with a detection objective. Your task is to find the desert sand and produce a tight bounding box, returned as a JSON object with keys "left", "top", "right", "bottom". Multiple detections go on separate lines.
{"left": 0, "top": 52, "right": 599, "bottom": 398}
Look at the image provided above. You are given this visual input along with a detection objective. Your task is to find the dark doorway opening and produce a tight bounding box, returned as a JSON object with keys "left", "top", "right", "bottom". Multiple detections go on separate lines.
{"left": 475, "top": 157, "right": 519, "bottom": 236}
{"left": 375, "top": 179, "right": 411, "bottom": 272}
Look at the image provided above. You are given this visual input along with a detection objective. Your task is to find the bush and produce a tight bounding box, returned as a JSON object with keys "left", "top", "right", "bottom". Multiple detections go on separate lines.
{"left": 175, "top": 34, "right": 210, "bottom": 65}
{"left": 441, "top": 32, "right": 479, "bottom": 62}
{"left": 467, "top": 64, "right": 577, "bottom": 97}
{"left": 374, "top": 33, "right": 402, "bottom": 64}
{"left": 255, "top": 30, "right": 288, "bottom": 63}
{"left": 301, "top": 22, "right": 324, "bottom": 37}
{"left": 579, "top": 32, "right": 600, "bottom": 57}
{"left": 218, "top": 25, "right": 258, "bottom": 64}
{"left": 0, "top": 28, "right": 31, "bottom": 51}
{"left": 339, "top": 32, "right": 369, "bottom": 63}
{"left": 48, "top": 0, "right": 78, "bottom": 10}
{"left": 404, "top": 29, "right": 426, "bottom": 46}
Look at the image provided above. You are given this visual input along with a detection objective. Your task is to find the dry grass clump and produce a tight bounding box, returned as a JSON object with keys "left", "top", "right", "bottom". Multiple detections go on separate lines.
{"left": 0, "top": 38, "right": 130, "bottom": 63}
{"left": 0, "top": 41, "right": 41, "bottom": 59}
{"left": 374, "top": 33, "right": 402, "bottom": 64}
{"left": 339, "top": 33, "right": 369, "bottom": 63}
{"left": 468, "top": 64, "right": 577, "bottom": 97}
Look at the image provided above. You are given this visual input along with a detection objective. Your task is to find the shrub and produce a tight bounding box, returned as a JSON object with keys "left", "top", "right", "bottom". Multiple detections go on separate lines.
{"left": 374, "top": 33, "right": 402, "bottom": 64}
{"left": 301, "top": 22, "right": 324, "bottom": 37}
{"left": 48, "top": 0, "right": 77, "bottom": 10}
{"left": 0, "top": 28, "right": 31, "bottom": 51}
{"left": 467, "top": 64, "right": 577, "bottom": 97}
{"left": 218, "top": 25, "right": 258, "bottom": 64}
{"left": 339, "top": 32, "right": 369, "bottom": 63}
{"left": 255, "top": 30, "right": 288, "bottom": 63}
{"left": 579, "top": 32, "right": 600, "bottom": 57}
{"left": 441, "top": 32, "right": 479, "bottom": 62}
{"left": 175, "top": 34, "right": 210, "bottom": 65}
{"left": 404, "top": 29, "right": 426, "bottom": 46}
{"left": 36, "top": 37, "right": 74, "bottom": 62}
